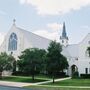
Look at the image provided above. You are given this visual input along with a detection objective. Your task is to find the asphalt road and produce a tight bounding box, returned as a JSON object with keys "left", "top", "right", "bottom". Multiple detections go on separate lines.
{"left": 0, "top": 86, "right": 32, "bottom": 90}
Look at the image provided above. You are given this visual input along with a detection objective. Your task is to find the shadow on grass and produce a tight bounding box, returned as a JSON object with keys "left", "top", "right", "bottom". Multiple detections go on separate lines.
{"left": 0, "top": 76, "right": 48, "bottom": 83}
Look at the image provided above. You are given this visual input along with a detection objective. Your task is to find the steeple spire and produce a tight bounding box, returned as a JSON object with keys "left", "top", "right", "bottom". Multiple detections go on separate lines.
{"left": 62, "top": 22, "right": 67, "bottom": 38}
{"left": 60, "top": 22, "right": 68, "bottom": 47}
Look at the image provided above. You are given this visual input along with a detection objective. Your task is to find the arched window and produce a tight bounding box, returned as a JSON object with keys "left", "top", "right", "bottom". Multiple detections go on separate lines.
{"left": 8, "top": 33, "right": 17, "bottom": 51}
{"left": 86, "top": 47, "right": 90, "bottom": 57}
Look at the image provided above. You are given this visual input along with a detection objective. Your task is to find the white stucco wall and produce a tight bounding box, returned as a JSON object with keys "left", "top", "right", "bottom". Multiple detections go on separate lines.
{"left": 78, "top": 34, "right": 90, "bottom": 74}
{"left": 0, "top": 24, "right": 51, "bottom": 59}
{"left": 0, "top": 23, "right": 90, "bottom": 76}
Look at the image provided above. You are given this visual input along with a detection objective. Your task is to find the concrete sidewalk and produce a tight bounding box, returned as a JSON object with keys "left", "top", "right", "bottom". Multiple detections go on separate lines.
{"left": 36, "top": 85, "right": 90, "bottom": 89}
{"left": 0, "top": 77, "right": 71, "bottom": 87}
{"left": 0, "top": 81, "right": 32, "bottom": 87}
{"left": 33, "top": 77, "right": 71, "bottom": 85}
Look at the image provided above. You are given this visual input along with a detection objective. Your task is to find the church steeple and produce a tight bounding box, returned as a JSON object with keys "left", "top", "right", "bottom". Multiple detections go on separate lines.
{"left": 60, "top": 22, "right": 68, "bottom": 47}
{"left": 62, "top": 22, "right": 67, "bottom": 39}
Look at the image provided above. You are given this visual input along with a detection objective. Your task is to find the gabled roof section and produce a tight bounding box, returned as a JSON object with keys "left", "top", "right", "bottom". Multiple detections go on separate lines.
{"left": 78, "top": 33, "right": 90, "bottom": 45}
{"left": 16, "top": 27, "right": 51, "bottom": 49}
{"left": 62, "top": 44, "right": 79, "bottom": 58}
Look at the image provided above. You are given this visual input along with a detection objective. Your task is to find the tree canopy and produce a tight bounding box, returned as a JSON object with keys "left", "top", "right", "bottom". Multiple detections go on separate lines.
{"left": 0, "top": 52, "right": 15, "bottom": 77}
{"left": 17, "top": 41, "right": 68, "bottom": 82}
{"left": 17, "top": 48, "right": 46, "bottom": 80}
{"left": 46, "top": 41, "right": 68, "bottom": 83}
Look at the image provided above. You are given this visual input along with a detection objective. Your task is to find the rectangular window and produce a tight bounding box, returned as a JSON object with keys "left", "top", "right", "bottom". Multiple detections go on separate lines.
{"left": 85, "top": 68, "right": 88, "bottom": 74}
{"left": 89, "top": 68, "right": 90, "bottom": 74}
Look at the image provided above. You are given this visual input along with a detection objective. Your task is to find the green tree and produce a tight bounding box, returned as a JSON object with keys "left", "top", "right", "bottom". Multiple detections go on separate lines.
{"left": 0, "top": 52, "right": 15, "bottom": 78}
{"left": 17, "top": 48, "right": 46, "bottom": 80}
{"left": 46, "top": 41, "right": 68, "bottom": 83}
{"left": 8, "top": 55, "right": 16, "bottom": 72}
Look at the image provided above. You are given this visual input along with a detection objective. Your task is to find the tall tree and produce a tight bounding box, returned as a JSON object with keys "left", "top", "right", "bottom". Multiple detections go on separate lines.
{"left": 17, "top": 48, "right": 46, "bottom": 80}
{"left": 0, "top": 52, "right": 15, "bottom": 78}
{"left": 46, "top": 41, "right": 68, "bottom": 83}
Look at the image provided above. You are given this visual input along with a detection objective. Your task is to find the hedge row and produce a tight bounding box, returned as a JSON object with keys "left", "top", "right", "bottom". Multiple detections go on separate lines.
{"left": 80, "top": 74, "right": 90, "bottom": 79}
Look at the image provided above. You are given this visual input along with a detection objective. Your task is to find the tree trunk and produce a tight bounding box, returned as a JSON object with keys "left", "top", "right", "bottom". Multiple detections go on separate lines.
{"left": 52, "top": 72, "right": 55, "bottom": 83}
{"left": 32, "top": 74, "right": 35, "bottom": 81}
{"left": 53, "top": 75, "right": 55, "bottom": 83}
{"left": 13, "top": 61, "right": 16, "bottom": 72}
{"left": 0, "top": 72, "right": 2, "bottom": 79}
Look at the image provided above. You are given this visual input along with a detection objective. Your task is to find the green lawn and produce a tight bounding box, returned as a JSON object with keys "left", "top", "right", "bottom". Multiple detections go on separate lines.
{"left": 44, "top": 79, "right": 90, "bottom": 86}
{"left": 25, "top": 79, "right": 90, "bottom": 90}
{"left": 12, "top": 75, "right": 52, "bottom": 80}
{"left": 26, "top": 85, "right": 90, "bottom": 90}
{"left": 35, "top": 75, "right": 52, "bottom": 80}
{"left": 0, "top": 76, "right": 48, "bottom": 83}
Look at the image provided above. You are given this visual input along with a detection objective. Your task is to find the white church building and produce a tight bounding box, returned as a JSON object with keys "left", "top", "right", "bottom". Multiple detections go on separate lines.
{"left": 0, "top": 20, "right": 90, "bottom": 76}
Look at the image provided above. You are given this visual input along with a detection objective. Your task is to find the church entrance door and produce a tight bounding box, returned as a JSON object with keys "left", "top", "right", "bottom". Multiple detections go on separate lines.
{"left": 71, "top": 65, "right": 78, "bottom": 76}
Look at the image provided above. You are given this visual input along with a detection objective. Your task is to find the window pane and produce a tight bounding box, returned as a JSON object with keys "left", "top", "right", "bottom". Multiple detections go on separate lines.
{"left": 8, "top": 33, "right": 17, "bottom": 51}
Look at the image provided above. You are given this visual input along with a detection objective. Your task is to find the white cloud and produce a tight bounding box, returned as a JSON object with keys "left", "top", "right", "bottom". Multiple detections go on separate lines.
{"left": 33, "top": 29, "right": 60, "bottom": 42}
{"left": 0, "top": 10, "right": 7, "bottom": 15}
{"left": 33, "top": 22, "right": 63, "bottom": 41}
{"left": 19, "top": 0, "right": 26, "bottom": 4}
{"left": 47, "top": 23, "right": 63, "bottom": 31}
{"left": 80, "top": 25, "right": 90, "bottom": 30}
{"left": 19, "top": 0, "right": 90, "bottom": 15}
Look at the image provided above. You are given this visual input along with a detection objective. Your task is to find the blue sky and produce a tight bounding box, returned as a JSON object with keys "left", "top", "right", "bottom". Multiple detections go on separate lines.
{"left": 0, "top": 0, "right": 90, "bottom": 45}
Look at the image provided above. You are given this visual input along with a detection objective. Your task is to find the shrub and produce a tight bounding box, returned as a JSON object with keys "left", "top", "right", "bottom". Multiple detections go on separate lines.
{"left": 72, "top": 71, "right": 79, "bottom": 78}
{"left": 12, "top": 71, "right": 22, "bottom": 76}
{"left": 56, "top": 72, "right": 65, "bottom": 77}
{"left": 12, "top": 70, "right": 40, "bottom": 76}
{"left": 12, "top": 71, "right": 30, "bottom": 76}
{"left": 80, "top": 74, "right": 90, "bottom": 79}
{"left": 55, "top": 72, "right": 69, "bottom": 78}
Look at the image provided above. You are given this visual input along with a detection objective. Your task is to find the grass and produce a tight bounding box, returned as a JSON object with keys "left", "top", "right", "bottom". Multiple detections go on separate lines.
{"left": 25, "top": 78, "right": 90, "bottom": 90}
{"left": 0, "top": 76, "right": 90, "bottom": 90}
{"left": 12, "top": 74, "right": 52, "bottom": 80}
{"left": 0, "top": 76, "right": 48, "bottom": 83}
{"left": 35, "top": 74, "right": 52, "bottom": 80}
{"left": 43, "top": 79, "right": 90, "bottom": 86}
{"left": 25, "top": 85, "right": 90, "bottom": 90}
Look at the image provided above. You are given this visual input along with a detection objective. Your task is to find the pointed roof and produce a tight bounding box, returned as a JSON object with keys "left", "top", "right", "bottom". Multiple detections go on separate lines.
{"left": 16, "top": 27, "right": 51, "bottom": 49}
{"left": 62, "top": 22, "right": 68, "bottom": 39}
